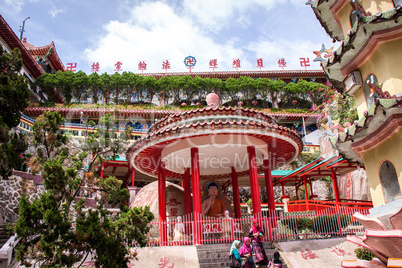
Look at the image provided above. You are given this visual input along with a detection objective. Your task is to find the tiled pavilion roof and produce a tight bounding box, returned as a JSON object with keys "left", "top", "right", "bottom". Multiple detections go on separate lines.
{"left": 22, "top": 38, "right": 65, "bottom": 72}
{"left": 334, "top": 97, "right": 402, "bottom": 164}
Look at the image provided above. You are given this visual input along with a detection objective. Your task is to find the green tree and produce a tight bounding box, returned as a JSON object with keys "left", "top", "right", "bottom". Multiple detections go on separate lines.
{"left": 15, "top": 111, "right": 153, "bottom": 267}
{"left": 0, "top": 46, "right": 29, "bottom": 179}
{"left": 99, "top": 73, "right": 112, "bottom": 105}
{"left": 72, "top": 71, "right": 88, "bottom": 103}
{"left": 88, "top": 72, "right": 101, "bottom": 104}
{"left": 142, "top": 76, "right": 157, "bottom": 104}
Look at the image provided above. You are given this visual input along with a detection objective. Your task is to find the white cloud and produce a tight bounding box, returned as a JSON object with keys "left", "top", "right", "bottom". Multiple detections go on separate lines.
{"left": 49, "top": 4, "right": 66, "bottom": 18}
{"left": 4, "top": 0, "right": 25, "bottom": 12}
{"left": 83, "top": 0, "right": 328, "bottom": 74}
{"left": 182, "top": 0, "right": 277, "bottom": 31}
{"left": 84, "top": 2, "right": 247, "bottom": 74}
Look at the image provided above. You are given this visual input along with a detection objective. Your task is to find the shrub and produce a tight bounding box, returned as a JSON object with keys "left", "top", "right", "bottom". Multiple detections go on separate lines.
{"left": 280, "top": 217, "right": 312, "bottom": 234}
{"left": 355, "top": 247, "right": 375, "bottom": 261}
{"left": 312, "top": 214, "right": 352, "bottom": 234}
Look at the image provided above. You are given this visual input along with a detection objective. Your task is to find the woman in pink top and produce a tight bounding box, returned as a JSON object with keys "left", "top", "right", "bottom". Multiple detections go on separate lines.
{"left": 248, "top": 219, "right": 268, "bottom": 266}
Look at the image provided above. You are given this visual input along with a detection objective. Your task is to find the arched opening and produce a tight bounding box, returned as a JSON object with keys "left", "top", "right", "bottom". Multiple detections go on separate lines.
{"left": 379, "top": 161, "right": 401, "bottom": 203}
{"left": 363, "top": 74, "right": 378, "bottom": 109}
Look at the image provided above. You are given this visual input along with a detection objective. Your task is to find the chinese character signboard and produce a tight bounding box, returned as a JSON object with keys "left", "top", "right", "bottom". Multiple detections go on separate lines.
{"left": 162, "top": 60, "right": 171, "bottom": 72}
{"left": 66, "top": 63, "right": 77, "bottom": 72}
{"left": 300, "top": 58, "right": 310, "bottom": 69}
{"left": 90, "top": 62, "right": 100, "bottom": 73}
{"left": 232, "top": 59, "right": 241, "bottom": 71}
{"left": 138, "top": 61, "right": 147, "bottom": 73}
{"left": 278, "top": 58, "right": 287, "bottom": 69}
{"left": 184, "top": 56, "right": 196, "bottom": 73}
{"left": 114, "top": 61, "right": 123, "bottom": 72}
{"left": 209, "top": 59, "right": 218, "bottom": 71}
{"left": 256, "top": 58, "right": 264, "bottom": 70}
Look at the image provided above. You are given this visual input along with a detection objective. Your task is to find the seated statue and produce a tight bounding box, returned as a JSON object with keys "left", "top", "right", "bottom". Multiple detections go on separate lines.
{"left": 202, "top": 182, "right": 227, "bottom": 218}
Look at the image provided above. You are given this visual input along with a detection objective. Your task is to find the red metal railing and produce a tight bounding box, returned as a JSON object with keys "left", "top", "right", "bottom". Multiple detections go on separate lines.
{"left": 287, "top": 199, "right": 373, "bottom": 213}
{"left": 145, "top": 205, "right": 369, "bottom": 246}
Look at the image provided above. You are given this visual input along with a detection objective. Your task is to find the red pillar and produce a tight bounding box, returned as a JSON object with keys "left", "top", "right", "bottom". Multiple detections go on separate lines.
{"left": 231, "top": 167, "right": 241, "bottom": 219}
{"left": 264, "top": 159, "right": 276, "bottom": 212}
{"left": 131, "top": 167, "right": 135, "bottom": 187}
{"left": 183, "top": 168, "right": 191, "bottom": 217}
{"left": 191, "top": 147, "right": 202, "bottom": 245}
{"left": 303, "top": 176, "right": 310, "bottom": 211}
{"left": 331, "top": 168, "right": 341, "bottom": 203}
{"left": 247, "top": 146, "right": 262, "bottom": 218}
{"left": 158, "top": 161, "right": 167, "bottom": 246}
{"left": 281, "top": 182, "right": 285, "bottom": 197}
{"left": 100, "top": 166, "right": 104, "bottom": 179}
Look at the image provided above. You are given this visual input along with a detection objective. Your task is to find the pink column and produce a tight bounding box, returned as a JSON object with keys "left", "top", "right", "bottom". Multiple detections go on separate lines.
{"left": 131, "top": 167, "right": 135, "bottom": 187}
{"left": 247, "top": 146, "right": 262, "bottom": 218}
{"left": 158, "top": 161, "right": 167, "bottom": 246}
{"left": 263, "top": 159, "right": 276, "bottom": 211}
{"left": 191, "top": 148, "right": 202, "bottom": 245}
{"left": 231, "top": 167, "right": 241, "bottom": 219}
{"left": 183, "top": 168, "right": 191, "bottom": 217}
{"left": 331, "top": 168, "right": 341, "bottom": 204}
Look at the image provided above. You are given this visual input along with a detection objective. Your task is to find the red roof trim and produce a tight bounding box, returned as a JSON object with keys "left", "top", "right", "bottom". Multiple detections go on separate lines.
{"left": 0, "top": 15, "right": 44, "bottom": 78}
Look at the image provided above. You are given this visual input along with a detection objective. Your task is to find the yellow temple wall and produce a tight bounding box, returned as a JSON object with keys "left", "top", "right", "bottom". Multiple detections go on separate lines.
{"left": 353, "top": 39, "right": 402, "bottom": 118}
{"left": 361, "top": 130, "right": 402, "bottom": 207}
{"left": 337, "top": 1, "right": 396, "bottom": 39}
{"left": 362, "top": 0, "right": 395, "bottom": 14}
{"left": 355, "top": 89, "right": 368, "bottom": 119}
{"left": 338, "top": 4, "right": 353, "bottom": 38}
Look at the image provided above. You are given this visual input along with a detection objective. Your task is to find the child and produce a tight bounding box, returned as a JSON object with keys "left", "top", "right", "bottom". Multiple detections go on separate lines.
{"left": 267, "top": 251, "right": 283, "bottom": 268}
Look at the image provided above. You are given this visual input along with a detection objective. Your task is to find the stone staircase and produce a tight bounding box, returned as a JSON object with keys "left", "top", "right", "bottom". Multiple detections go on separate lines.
{"left": 0, "top": 225, "right": 9, "bottom": 248}
{"left": 196, "top": 241, "right": 288, "bottom": 268}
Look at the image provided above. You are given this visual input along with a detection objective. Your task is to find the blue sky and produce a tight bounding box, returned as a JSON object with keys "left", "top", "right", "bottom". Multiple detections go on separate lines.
{"left": 2, "top": 0, "right": 335, "bottom": 74}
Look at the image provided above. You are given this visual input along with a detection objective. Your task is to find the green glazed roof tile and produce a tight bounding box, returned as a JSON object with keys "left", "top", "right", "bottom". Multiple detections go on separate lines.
{"left": 367, "top": 102, "right": 376, "bottom": 116}
{"left": 379, "top": 98, "right": 397, "bottom": 109}
{"left": 357, "top": 116, "right": 366, "bottom": 127}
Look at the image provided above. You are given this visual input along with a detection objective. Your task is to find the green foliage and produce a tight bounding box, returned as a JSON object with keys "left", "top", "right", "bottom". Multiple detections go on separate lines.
{"left": 15, "top": 111, "right": 154, "bottom": 267}
{"left": 246, "top": 198, "right": 252, "bottom": 207}
{"left": 0, "top": 46, "right": 30, "bottom": 179}
{"left": 280, "top": 214, "right": 352, "bottom": 235}
{"left": 0, "top": 130, "right": 28, "bottom": 179}
{"left": 312, "top": 214, "right": 352, "bottom": 234}
{"left": 0, "top": 46, "right": 30, "bottom": 128}
{"left": 34, "top": 71, "right": 332, "bottom": 111}
{"left": 31, "top": 111, "right": 67, "bottom": 170}
{"left": 354, "top": 247, "right": 375, "bottom": 261}
{"left": 280, "top": 217, "right": 312, "bottom": 234}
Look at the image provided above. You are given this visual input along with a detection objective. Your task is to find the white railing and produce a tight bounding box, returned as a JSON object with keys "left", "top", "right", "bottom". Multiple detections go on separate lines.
{"left": 145, "top": 207, "right": 368, "bottom": 246}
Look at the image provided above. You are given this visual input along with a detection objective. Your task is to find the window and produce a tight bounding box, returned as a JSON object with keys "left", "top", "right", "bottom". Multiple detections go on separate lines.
{"left": 379, "top": 161, "right": 401, "bottom": 203}
{"left": 363, "top": 74, "right": 378, "bottom": 109}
